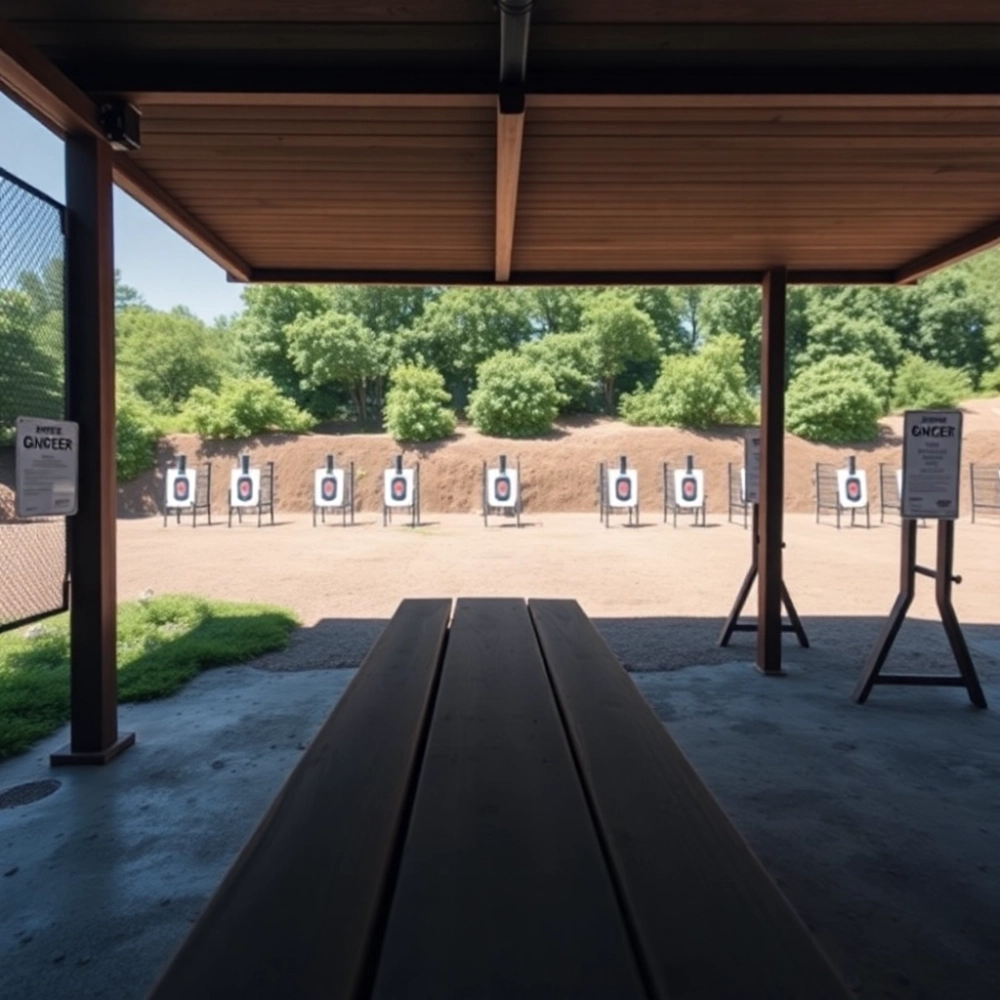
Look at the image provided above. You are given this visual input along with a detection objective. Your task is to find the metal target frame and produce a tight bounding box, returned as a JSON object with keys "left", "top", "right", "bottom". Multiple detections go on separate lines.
{"left": 663, "top": 456, "right": 707, "bottom": 527}
{"left": 727, "top": 461, "right": 750, "bottom": 528}
{"left": 482, "top": 454, "right": 522, "bottom": 528}
{"left": 227, "top": 458, "right": 276, "bottom": 528}
{"left": 312, "top": 455, "right": 356, "bottom": 528}
{"left": 598, "top": 457, "right": 640, "bottom": 528}
{"left": 383, "top": 457, "right": 420, "bottom": 528}
{"left": 162, "top": 456, "right": 213, "bottom": 528}
{"left": 815, "top": 457, "right": 871, "bottom": 529}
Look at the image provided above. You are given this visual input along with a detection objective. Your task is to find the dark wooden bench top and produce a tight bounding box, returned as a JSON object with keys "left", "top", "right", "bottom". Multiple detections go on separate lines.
{"left": 148, "top": 598, "right": 451, "bottom": 1000}
{"left": 372, "top": 598, "right": 647, "bottom": 999}
{"left": 530, "top": 598, "right": 850, "bottom": 1000}
{"left": 150, "top": 596, "right": 850, "bottom": 1000}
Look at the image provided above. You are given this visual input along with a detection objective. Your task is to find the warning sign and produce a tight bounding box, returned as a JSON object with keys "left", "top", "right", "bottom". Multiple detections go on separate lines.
{"left": 15, "top": 416, "right": 78, "bottom": 518}
{"left": 901, "top": 410, "right": 963, "bottom": 519}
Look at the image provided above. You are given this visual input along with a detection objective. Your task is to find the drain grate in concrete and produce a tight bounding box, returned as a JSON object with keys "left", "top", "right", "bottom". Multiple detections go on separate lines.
{"left": 0, "top": 779, "right": 61, "bottom": 810}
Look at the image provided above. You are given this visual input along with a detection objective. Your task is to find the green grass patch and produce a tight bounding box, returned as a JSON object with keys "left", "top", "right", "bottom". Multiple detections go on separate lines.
{"left": 0, "top": 594, "right": 298, "bottom": 761}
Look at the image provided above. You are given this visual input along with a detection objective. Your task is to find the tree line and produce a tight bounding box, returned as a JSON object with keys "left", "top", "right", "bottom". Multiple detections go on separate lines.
{"left": 2, "top": 254, "right": 1000, "bottom": 481}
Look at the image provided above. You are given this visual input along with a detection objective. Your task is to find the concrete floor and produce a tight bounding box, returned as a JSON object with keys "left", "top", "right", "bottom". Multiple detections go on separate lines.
{"left": 1, "top": 635, "right": 998, "bottom": 999}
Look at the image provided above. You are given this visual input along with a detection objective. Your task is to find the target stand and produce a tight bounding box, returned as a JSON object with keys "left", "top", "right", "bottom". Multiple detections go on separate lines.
{"left": 163, "top": 455, "right": 212, "bottom": 527}
{"left": 599, "top": 457, "right": 640, "bottom": 527}
{"left": 228, "top": 457, "right": 276, "bottom": 527}
{"left": 719, "top": 504, "right": 809, "bottom": 649}
{"left": 853, "top": 518, "right": 986, "bottom": 707}
{"left": 313, "top": 455, "right": 355, "bottom": 527}
{"left": 383, "top": 456, "right": 420, "bottom": 527}
{"left": 663, "top": 456, "right": 707, "bottom": 527}
{"left": 483, "top": 455, "right": 522, "bottom": 527}
{"left": 727, "top": 462, "right": 750, "bottom": 529}
{"left": 816, "top": 457, "right": 870, "bottom": 529}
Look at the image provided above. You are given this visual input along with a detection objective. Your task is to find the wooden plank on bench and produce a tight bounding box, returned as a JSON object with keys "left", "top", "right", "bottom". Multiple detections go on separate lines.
{"left": 530, "top": 599, "right": 852, "bottom": 1000}
{"left": 372, "top": 598, "right": 647, "bottom": 1000}
{"left": 149, "top": 598, "right": 452, "bottom": 1000}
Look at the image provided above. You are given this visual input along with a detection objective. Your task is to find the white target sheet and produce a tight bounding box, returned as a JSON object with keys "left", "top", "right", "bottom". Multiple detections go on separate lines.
{"left": 487, "top": 468, "right": 519, "bottom": 507}
{"left": 673, "top": 468, "right": 705, "bottom": 508}
{"left": 836, "top": 468, "right": 868, "bottom": 509}
{"left": 384, "top": 468, "right": 415, "bottom": 507}
{"left": 607, "top": 469, "right": 638, "bottom": 508}
{"left": 314, "top": 468, "right": 346, "bottom": 507}
{"left": 230, "top": 467, "right": 260, "bottom": 507}
{"left": 166, "top": 468, "right": 197, "bottom": 509}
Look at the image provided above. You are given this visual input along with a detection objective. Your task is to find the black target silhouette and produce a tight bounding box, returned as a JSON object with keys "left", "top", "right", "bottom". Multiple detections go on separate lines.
{"left": 321, "top": 476, "right": 338, "bottom": 501}
{"left": 173, "top": 477, "right": 189, "bottom": 502}
{"left": 391, "top": 476, "right": 408, "bottom": 501}
{"left": 615, "top": 476, "right": 632, "bottom": 502}
{"left": 846, "top": 477, "right": 862, "bottom": 502}
{"left": 237, "top": 476, "right": 253, "bottom": 502}
{"left": 494, "top": 475, "right": 511, "bottom": 502}
{"left": 681, "top": 475, "right": 698, "bottom": 502}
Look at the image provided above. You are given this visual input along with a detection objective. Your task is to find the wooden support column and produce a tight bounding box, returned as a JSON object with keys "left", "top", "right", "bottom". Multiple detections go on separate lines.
{"left": 495, "top": 92, "right": 525, "bottom": 283}
{"left": 51, "top": 133, "right": 134, "bottom": 765}
{"left": 756, "top": 268, "right": 787, "bottom": 676}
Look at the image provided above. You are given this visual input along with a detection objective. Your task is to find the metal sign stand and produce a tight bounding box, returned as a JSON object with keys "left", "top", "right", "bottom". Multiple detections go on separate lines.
{"left": 719, "top": 504, "right": 809, "bottom": 648}
{"left": 853, "top": 518, "right": 986, "bottom": 706}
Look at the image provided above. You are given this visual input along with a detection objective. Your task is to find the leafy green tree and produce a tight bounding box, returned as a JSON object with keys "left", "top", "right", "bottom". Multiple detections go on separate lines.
{"left": 892, "top": 355, "right": 971, "bottom": 410}
{"left": 580, "top": 290, "right": 661, "bottom": 412}
{"left": 981, "top": 365, "right": 1000, "bottom": 394}
{"left": 619, "top": 335, "right": 756, "bottom": 429}
{"left": 116, "top": 389, "right": 160, "bottom": 482}
{"left": 521, "top": 332, "right": 598, "bottom": 413}
{"left": 530, "top": 288, "right": 593, "bottom": 334}
{"left": 0, "top": 289, "right": 63, "bottom": 445}
{"left": 468, "top": 352, "right": 561, "bottom": 437}
{"left": 286, "top": 311, "right": 386, "bottom": 423}
{"left": 116, "top": 307, "right": 230, "bottom": 412}
{"left": 115, "top": 270, "right": 149, "bottom": 312}
{"left": 383, "top": 365, "right": 456, "bottom": 442}
{"left": 797, "top": 313, "right": 902, "bottom": 390}
{"left": 235, "top": 285, "right": 331, "bottom": 411}
{"left": 786, "top": 355, "right": 889, "bottom": 444}
{"left": 634, "top": 288, "right": 691, "bottom": 354}
{"left": 404, "top": 288, "right": 534, "bottom": 406}
{"left": 181, "top": 375, "right": 314, "bottom": 439}
{"left": 913, "top": 271, "right": 994, "bottom": 382}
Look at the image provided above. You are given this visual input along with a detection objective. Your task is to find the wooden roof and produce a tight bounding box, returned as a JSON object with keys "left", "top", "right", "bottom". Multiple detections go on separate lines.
{"left": 4, "top": 1, "right": 1000, "bottom": 284}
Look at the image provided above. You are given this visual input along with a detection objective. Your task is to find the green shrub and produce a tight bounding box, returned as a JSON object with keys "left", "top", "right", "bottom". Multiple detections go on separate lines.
{"left": 383, "top": 365, "right": 456, "bottom": 442}
{"left": 892, "top": 355, "right": 971, "bottom": 410}
{"left": 521, "top": 332, "right": 598, "bottom": 413}
{"left": 116, "top": 390, "right": 160, "bottom": 482}
{"left": 980, "top": 366, "right": 1000, "bottom": 395}
{"left": 786, "top": 354, "right": 888, "bottom": 443}
{"left": 619, "top": 335, "right": 757, "bottom": 429}
{"left": 468, "top": 351, "right": 561, "bottom": 437}
{"left": 180, "top": 375, "right": 314, "bottom": 438}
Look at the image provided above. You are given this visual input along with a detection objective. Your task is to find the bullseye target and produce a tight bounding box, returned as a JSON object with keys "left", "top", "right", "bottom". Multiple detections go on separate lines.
{"left": 384, "top": 467, "right": 415, "bottom": 507}
{"left": 230, "top": 467, "right": 260, "bottom": 507}
{"left": 607, "top": 468, "right": 638, "bottom": 508}
{"left": 487, "top": 468, "right": 519, "bottom": 508}
{"left": 166, "top": 468, "right": 196, "bottom": 509}
{"left": 836, "top": 468, "right": 868, "bottom": 509}
{"left": 673, "top": 468, "right": 705, "bottom": 509}
{"left": 314, "top": 468, "right": 346, "bottom": 507}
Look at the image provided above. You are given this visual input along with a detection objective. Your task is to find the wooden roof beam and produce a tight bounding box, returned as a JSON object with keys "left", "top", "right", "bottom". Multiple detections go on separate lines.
{"left": 0, "top": 19, "right": 251, "bottom": 282}
{"left": 894, "top": 218, "right": 1000, "bottom": 284}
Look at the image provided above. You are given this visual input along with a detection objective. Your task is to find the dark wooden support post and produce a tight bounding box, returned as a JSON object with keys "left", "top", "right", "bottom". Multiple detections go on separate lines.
{"left": 757, "top": 268, "right": 787, "bottom": 676}
{"left": 51, "top": 134, "right": 134, "bottom": 765}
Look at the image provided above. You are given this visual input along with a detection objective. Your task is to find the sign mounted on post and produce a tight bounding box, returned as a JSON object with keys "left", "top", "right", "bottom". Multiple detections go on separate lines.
{"left": 743, "top": 429, "right": 760, "bottom": 505}
{"left": 901, "top": 410, "right": 963, "bottom": 519}
{"left": 15, "top": 417, "right": 78, "bottom": 518}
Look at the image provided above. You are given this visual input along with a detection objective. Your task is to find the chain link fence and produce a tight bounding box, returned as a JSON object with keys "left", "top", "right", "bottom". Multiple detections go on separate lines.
{"left": 0, "top": 167, "right": 69, "bottom": 631}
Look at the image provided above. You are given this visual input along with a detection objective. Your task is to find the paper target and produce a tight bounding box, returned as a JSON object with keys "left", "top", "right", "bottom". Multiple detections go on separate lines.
{"left": 230, "top": 467, "right": 260, "bottom": 507}
{"left": 836, "top": 468, "right": 868, "bottom": 509}
{"left": 607, "top": 468, "right": 638, "bottom": 508}
{"left": 674, "top": 468, "right": 705, "bottom": 508}
{"left": 739, "top": 467, "right": 746, "bottom": 504}
{"left": 384, "top": 467, "right": 415, "bottom": 507}
{"left": 166, "top": 468, "right": 196, "bottom": 509}
{"left": 487, "top": 468, "right": 519, "bottom": 508}
{"left": 314, "top": 468, "right": 346, "bottom": 507}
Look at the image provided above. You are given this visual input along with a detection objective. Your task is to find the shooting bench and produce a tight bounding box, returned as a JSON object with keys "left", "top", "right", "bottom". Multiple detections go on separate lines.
{"left": 150, "top": 598, "right": 849, "bottom": 1000}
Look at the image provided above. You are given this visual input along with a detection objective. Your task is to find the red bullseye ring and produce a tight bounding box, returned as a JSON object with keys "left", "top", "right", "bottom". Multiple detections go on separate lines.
{"left": 682, "top": 477, "right": 697, "bottom": 501}
{"left": 322, "top": 477, "right": 337, "bottom": 500}
{"left": 391, "top": 476, "right": 407, "bottom": 500}
{"left": 847, "top": 478, "right": 861, "bottom": 501}
{"left": 173, "top": 479, "right": 188, "bottom": 501}
{"left": 615, "top": 477, "right": 631, "bottom": 501}
{"left": 495, "top": 476, "right": 510, "bottom": 501}
{"left": 238, "top": 477, "right": 252, "bottom": 501}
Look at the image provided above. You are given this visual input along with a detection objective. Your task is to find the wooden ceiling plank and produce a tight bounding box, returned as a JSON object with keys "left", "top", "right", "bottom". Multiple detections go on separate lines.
{"left": 894, "top": 217, "right": 1000, "bottom": 283}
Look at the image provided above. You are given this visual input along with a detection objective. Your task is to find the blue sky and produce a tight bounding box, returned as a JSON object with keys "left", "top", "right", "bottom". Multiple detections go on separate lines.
{"left": 0, "top": 93, "right": 245, "bottom": 323}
